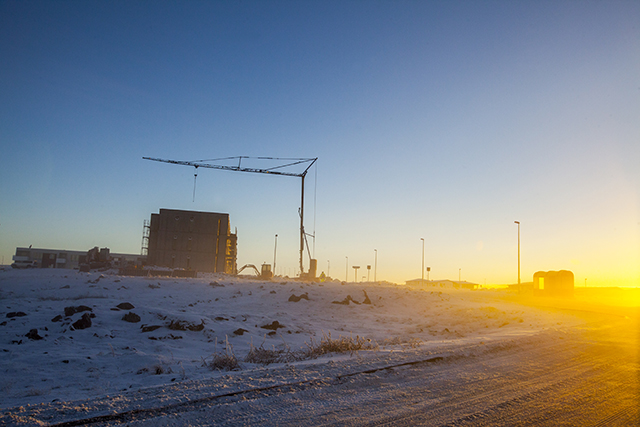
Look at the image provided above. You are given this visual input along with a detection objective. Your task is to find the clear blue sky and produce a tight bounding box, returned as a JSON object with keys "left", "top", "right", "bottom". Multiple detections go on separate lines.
{"left": 1, "top": 0, "right": 638, "bottom": 286}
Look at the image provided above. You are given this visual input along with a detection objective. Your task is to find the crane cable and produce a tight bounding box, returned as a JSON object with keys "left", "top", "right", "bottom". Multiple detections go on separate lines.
{"left": 192, "top": 166, "right": 198, "bottom": 202}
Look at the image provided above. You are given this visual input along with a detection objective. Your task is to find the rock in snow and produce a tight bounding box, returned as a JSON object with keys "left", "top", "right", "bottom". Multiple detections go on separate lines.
{"left": 71, "top": 313, "right": 92, "bottom": 330}
{"left": 122, "top": 312, "right": 141, "bottom": 323}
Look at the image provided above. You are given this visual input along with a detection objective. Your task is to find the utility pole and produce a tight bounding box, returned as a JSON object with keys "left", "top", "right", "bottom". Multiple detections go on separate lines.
{"left": 421, "top": 238, "right": 425, "bottom": 284}
{"left": 514, "top": 221, "right": 521, "bottom": 285}
{"left": 273, "top": 234, "right": 278, "bottom": 274}
{"left": 345, "top": 256, "right": 348, "bottom": 282}
{"left": 374, "top": 249, "right": 377, "bottom": 282}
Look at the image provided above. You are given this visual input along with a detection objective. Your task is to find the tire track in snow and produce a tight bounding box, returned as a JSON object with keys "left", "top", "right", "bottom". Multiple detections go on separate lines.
{"left": 45, "top": 355, "right": 448, "bottom": 426}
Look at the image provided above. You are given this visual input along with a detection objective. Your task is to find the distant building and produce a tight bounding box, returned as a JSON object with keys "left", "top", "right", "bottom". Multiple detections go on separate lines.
{"left": 507, "top": 282, "right": 534, "bottom": 292}
{"left": 146, "top": 209, "right": 237, "bottom": 274}
{"left": 405, "top": 279, "right": 478, "bottom": 290}
{"left": 12, "top": 247, "right": 142, "bottom": 269}
{"left": 533, "top": 270, "right": 574, "bottom": 297}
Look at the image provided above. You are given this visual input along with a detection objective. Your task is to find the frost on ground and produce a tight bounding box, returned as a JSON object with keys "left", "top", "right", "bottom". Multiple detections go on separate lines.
{"left": 0, "top": 269, "right": 577, "bottom": 416}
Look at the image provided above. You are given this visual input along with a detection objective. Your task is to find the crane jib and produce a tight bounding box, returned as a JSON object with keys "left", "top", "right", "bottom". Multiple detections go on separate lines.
{"left": 142, "top": 157, "right": 315, "bottom": 177}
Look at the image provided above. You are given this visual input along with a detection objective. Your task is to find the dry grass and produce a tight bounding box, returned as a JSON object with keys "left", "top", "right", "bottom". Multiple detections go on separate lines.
{"left": 244, "top": 344, "right": 296, "bottom": 365}
{"left": 203, "top": 337, "right": 241, "bottom": 371}
{"left": 243, "top": 332, "right": 378, "bottom": 366}
{"left": 304, "top": 332, "right": 378, "bottom": 358}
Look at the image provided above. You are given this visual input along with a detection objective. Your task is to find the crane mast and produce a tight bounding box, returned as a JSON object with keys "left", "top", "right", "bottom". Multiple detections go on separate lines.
{"left": 143, "top": 156, "right": 317, "bottom": 276}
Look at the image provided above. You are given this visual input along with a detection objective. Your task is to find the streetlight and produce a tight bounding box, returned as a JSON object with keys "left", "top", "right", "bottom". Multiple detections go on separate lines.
{"left": 514, "top": 221, "right": 520, "bottom": 285}
{"left": 421, "top": 238, "right": 425, "bottom": 284}
{"left": 374, "top": 249, "right": 378, "bottom": 282}
{"left": 273, "top": 234, "right": 278, "bottom": 274}
{"left": 345, "top": 256, "right": 348, "bottom": 282}
{"left": 327, "top": 260, "right": 330, "bottom": 278}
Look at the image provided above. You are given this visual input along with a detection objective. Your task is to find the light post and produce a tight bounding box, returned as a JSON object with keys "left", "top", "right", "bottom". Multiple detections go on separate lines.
{"left": 327, "top": 260, "right": 330, "bottom": 278}
{"left": 374, "top": 249, "right": 377, "bottom": 282}
{"left": 514, "top": 221, "right": 520, "bottom": 285}
{"left": 421, "top": 238, "right": 425, "bottom": 284}
{"left": 273, "top": 234, "right": 278, "bottom": 274}
{"left": 345, "top": 256, "right": 348, "bottom": 282}
{"left": 367, "top": 265, "right": 371, "bottom": 282}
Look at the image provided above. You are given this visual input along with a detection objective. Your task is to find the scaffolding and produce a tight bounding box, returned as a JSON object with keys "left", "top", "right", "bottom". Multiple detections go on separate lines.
{"left": 141, "top": 219, "right": 150, "bottom": 256}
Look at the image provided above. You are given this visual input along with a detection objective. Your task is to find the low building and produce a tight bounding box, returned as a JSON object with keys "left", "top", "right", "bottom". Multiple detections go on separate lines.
{"left": 405, "top": 279, "right": 478, "bottom": 290}
{"left": 146, "top": 209, "right": 237, "bottom": 274}
{"left": 533, "top": 270, "right": 574, "bottom": 297}
{"left": 12, "top": 247, "right": 143, "bottom": 269}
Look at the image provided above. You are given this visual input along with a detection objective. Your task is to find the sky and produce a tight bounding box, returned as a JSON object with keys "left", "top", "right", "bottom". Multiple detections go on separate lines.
{"left": 1, "top": 0, "right": 638, "bottom": 287}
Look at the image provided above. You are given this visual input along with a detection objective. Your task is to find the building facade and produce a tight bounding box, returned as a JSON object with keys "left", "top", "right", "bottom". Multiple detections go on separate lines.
{"left": 146, "top": 209, "right": 237, "bottom": 274}
{"left": 12, "top": 247, "right": 142, "bottom": 269}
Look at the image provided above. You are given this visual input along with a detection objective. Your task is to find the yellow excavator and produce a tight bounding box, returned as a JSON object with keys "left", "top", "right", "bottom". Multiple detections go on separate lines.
{"left": 237, "top": 263, "right": 273, "bottom": 279}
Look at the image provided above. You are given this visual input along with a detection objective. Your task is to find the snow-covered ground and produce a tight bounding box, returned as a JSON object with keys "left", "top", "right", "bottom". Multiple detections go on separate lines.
{"left": 0, "top": 268, "right": 579, "bottom": 420}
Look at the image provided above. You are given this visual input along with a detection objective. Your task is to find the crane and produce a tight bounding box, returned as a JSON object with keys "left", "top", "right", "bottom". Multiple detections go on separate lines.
{"left": 143, "top": 156, "right": 318, "bottom": 276}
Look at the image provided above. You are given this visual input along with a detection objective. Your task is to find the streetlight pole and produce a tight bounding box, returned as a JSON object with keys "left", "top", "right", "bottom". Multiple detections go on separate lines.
{"left": 374, "top": 249, "right": 377, "bottom": 282}
{"left": 345, "top": 256, "right": 348, "bottom": 282}
{"left": 327, "top": 260, "right": 330, "bottom": 278}
{"left": 421, "top": 238, "right": 425, "bottom": 284}
{"left": 514, "top": 221, "right": 520, "bottom": 285}
{"left": 273, "top": 234, "right": 278, "bottom": 274}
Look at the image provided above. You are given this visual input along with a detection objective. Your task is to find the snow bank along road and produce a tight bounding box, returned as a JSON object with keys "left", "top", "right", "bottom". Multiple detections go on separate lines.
{"left": 1, "top": 269, "right": 638, "bottom": 425}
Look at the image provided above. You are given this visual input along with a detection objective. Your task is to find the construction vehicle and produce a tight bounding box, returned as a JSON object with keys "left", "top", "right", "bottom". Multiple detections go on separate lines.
{"left": 79, "top": 247, "right": 111, "bottom": 271}
{"left": 237, "top": 263, "right": 273, "bottom": 279}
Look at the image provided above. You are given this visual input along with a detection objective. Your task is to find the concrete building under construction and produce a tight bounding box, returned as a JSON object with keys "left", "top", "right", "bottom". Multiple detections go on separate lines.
{"left": 146, "top": 209, "right": 237, "bottom": 274}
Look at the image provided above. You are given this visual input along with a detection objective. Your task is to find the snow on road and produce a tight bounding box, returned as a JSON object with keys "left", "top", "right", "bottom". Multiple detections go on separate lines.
{"left": 0, "top": 268, "right": 581, "bottom": 425}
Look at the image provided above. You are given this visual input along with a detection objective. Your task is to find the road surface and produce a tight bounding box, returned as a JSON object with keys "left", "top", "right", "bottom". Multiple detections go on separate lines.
{"left": 45, "top": 305, "right": 640, "bottom": 426}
